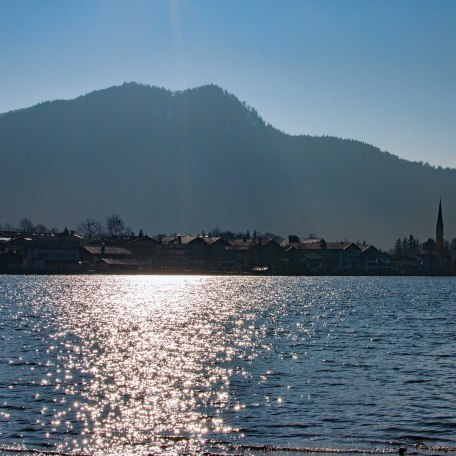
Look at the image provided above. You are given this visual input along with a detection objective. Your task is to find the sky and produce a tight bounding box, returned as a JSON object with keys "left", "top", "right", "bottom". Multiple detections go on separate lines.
{"left": 1, "top": 0, "right": 456, "bottom": 168}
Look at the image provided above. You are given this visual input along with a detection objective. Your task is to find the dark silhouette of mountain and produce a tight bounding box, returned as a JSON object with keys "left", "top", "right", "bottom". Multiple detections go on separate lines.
{"left": 1, "top": 82, "right": 454, "bottom": 248}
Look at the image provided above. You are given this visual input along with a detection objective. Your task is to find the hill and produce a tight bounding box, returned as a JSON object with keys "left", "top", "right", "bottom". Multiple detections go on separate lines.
{"left": 1, "top": 82, "right": 454, "bottom": 248}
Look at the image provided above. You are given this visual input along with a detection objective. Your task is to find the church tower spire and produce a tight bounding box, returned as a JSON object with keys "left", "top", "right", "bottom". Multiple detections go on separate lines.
{"left": 436, "top": 198, "right": 444, "bottom": 255}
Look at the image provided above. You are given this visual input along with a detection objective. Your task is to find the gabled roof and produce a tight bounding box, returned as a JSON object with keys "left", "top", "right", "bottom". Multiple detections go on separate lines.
{"left": 181, "top": 235, "right": 201, "bottom": 245}
{"left": 159, "top": 235, "right": 208, "bottom": 246}
{"left": 100, "top": 258, "right": 138, "bottom": 266}
{"left": 203, "top": 236, "right": 230, "bottom": 246}
{"left": 84, "top": 237, "right": 123, "bottom": 247}
{"left": 252, "top": 238, "right": 282, "bottom": 250}
{"left": 325, "top": 242, "right": 361, "bottom": 251}
{"left": 127, "top": 237, "right": 159, "bottom": 246}
{"left": 282, "top": 240, "right": 362, "bottom": 251}
{"left": 281, "top": 241, "right": 323, "bottom": 250}
{"left": 22, "top": 236, "right": 82, "bottom": 250}
{"left": 83, "top": 246, "right": 132, "bottom": 256}
{"left": 282, "top": 237, "right": 325, "bottom": 247}
{"left": 229, "top": 239, "right": 261, "bottom": 250}
{"left": 360, "top": 244, "right": 379, "bottom": 253}
{"left": 229, "top": 238, "right": 258, "bottom": 246}
{"left": 228, "top": 238, "right": 280, "bottom": 251}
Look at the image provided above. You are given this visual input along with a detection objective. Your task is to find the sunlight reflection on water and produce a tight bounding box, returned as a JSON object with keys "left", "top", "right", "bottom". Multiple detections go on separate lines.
{"left": 52, "top": 275, "right": 251, "bottom": 454}
{"left": 1, "top": 275, "right": 456, "bottom": 455}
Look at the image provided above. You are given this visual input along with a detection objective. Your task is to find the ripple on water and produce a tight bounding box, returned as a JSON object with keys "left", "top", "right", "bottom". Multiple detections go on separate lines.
{"left": 0, "top": 275, "right": 456, "bottom": 455}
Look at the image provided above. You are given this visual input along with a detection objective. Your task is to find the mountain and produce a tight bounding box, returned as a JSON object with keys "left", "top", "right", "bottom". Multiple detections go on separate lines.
{"left": 1, "top": 82, "right": 454, "bottom": 248}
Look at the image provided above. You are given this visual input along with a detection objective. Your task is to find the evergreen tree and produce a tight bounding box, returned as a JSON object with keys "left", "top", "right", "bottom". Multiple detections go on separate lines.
{"left": 403, "top": 236, "right": 408, "bottom": 254}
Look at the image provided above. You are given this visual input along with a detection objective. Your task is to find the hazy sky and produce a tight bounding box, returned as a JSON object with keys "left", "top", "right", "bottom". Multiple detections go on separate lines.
{"left": 1, "top": 0, "right": 455, "bottom": 167}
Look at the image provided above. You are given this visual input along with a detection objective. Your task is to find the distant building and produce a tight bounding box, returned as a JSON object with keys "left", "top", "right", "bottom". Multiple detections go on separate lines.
{"left": 359, "top": 244, "right": 392, "bottom": 273}
{"left": 281, "top": 236, "right": 392, "bottom": 275}
{"left": 0, "top": 227, "right": 395, "bottom": 275}
{"left": 436, "top": 198, "right": 444, "bottom": 256}
{"left": 0, "top": 231, "right": 83, "bottom": 272}
{"left": 82, "top": 244, "right": 136, "bottom": 272}
{"left": 227, "top": 238, "right": 284, "bottom": 273}
{"left": 24, "top": 235, "right": 82, "bottom": 273}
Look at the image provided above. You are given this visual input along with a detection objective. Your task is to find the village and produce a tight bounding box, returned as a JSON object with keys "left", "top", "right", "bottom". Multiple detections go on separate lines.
{"left": 0, "top": 209, "right": 452, "bottom": 275}
{"left": 0, "top": 201, "right": 452, "bottom": 276}
{"left": 0, "top": 226, "right": 394, "bottom": 275}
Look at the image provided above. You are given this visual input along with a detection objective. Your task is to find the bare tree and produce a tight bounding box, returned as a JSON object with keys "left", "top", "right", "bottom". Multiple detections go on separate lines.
{"left": 35, "top": 224, "right": 48, "bottom": 233}
{"left": 19, "top": 218, "right": 34, "bottom": 234}
{"left": 106, "top": 214, "right": 125, "bottom": 237}
{"left": 79, "top": 218, "right": 103, "bottom": 240}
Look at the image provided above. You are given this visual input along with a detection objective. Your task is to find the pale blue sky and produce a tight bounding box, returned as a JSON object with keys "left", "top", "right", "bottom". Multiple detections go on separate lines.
{"left": 1, "top": 0, "right": 455, "bottom": 167}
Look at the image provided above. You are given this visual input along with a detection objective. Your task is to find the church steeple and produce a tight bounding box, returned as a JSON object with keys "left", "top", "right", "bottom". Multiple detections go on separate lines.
{"left": 436, "top": 198, "right": 444, "bottom": 254}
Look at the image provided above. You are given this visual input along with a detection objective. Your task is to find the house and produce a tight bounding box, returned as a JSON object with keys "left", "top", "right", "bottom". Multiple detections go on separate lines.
{"left": 227, "top": 238, "right": 284, "bottom": 273}
{"left": 281, "top": 237, "right": 326, "bottom": 274}
{"left": 126, "top": 235, "right": 160, "bottom": 260}
{"left": 250, "top": 239, "right": 284, "bottom": 273}
{"left": 226, "top": 238, "right": 260, "bottom": 272}
{"left": 322, "top": 242, "right": 363, "bottom": 273}
{"left": 24, "top": 235, "right": 83, "bottom": 273}
{"left": 124, "top": 235, "right": 160, "bottom": 271}
{"left": 283, "top": 245, "right": 324, "bottom": 274}
{"left": 0, "top": 229, "right": 86, "bottom": 273}
{"left": 82, "top": 244, "right": 136, "bottom": 272}
{"left": 359, "top": 245, "right": 392, "bottom": 273}
{"left": 158, "top": 235, "right": 209, "bottom": 271}
{"left": 204, "top": 237, "right": 233, "bottom": 271}
{"left": 282, "top": 237, "right": 364, "bottom": 274}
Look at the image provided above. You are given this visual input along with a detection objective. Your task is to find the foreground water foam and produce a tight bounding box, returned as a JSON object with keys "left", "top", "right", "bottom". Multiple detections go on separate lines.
{"left": 1, "top": 275, "right": 456, "bottom": 455}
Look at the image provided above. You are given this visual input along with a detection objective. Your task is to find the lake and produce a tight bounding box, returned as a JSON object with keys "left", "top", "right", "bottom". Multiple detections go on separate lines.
{"left": 1, "top": 275, "right": 456, "bottom": 455}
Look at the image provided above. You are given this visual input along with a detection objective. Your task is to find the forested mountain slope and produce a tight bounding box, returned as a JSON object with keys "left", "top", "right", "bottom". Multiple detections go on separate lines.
{"left": 1, "top": 82, "right": 453, "bottom": 247}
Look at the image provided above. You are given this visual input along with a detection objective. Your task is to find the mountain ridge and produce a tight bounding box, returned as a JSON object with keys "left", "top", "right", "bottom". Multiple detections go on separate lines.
{"left": 0, "top": 82, "right": 454, "bottom": 248}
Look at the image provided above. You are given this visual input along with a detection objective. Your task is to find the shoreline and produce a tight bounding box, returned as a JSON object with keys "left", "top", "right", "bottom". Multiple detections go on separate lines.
{"left": 1, "top": 271, "right": 454, "bottom": 277}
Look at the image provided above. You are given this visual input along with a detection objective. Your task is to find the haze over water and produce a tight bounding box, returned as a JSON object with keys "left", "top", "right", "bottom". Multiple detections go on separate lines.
{"left": 1, "top": 275, "right": 456, "bottom": 455}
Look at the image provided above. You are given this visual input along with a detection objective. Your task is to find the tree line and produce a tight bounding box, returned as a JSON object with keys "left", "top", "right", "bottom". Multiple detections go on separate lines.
{"left": 0, "top": 215, "right": 284, "bottom": 244}
{"left": 0, "top": 214, "right": 133, "bottom": 240}
{"left": 393, "top": 234, "right": 456, "bottom": 258}
{"left": 0, "top": 218, "right": 58, "bottom": 235}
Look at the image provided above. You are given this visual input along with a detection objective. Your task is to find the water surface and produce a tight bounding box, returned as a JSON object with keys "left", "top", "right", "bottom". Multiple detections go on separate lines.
{"left": 1, "top": 275, "right": 455, "bottom": 455}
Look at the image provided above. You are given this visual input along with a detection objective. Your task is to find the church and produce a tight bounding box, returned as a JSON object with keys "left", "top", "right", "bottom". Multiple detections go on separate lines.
{"left": 436, "top": 198, "right": 444, "bottom": 256}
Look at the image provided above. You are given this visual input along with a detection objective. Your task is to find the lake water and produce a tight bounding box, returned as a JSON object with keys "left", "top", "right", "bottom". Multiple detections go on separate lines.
{"left": 1, "top": 275, "right": 456, "bottom": 456}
